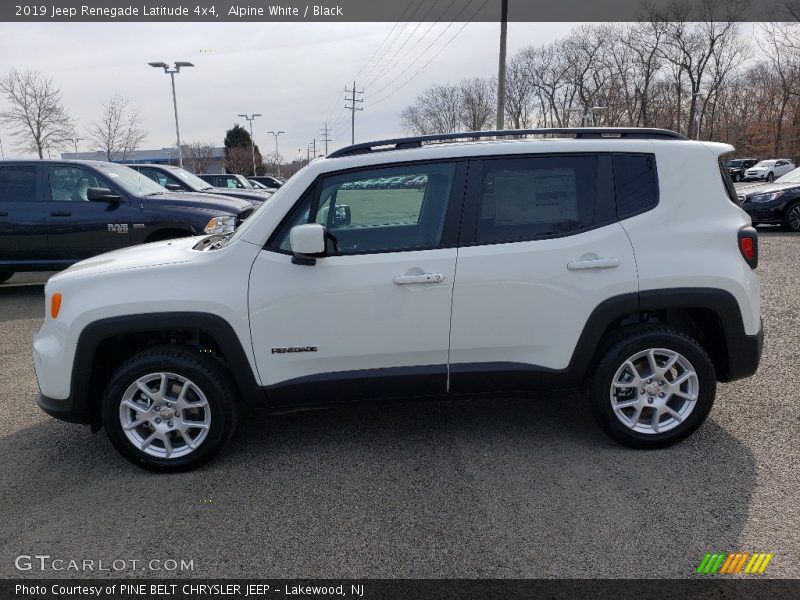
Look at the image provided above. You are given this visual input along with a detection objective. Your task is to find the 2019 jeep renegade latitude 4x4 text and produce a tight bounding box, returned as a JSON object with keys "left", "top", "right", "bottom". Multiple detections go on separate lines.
{"left": 33, "top": 128, "right": 763, "bottom": 471}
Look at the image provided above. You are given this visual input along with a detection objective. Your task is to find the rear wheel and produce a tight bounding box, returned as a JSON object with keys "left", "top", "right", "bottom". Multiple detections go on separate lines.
{"left": 0, "top": 271, "right": 14, "bottom": 284}
{"left": 102, "top": 346, "right": 238, "bottom": 471}
{"left": 784, "top": 202, "right": 800, "bottom": 232}
{"left": 589, "top": 327, "right": 716, "bottom": 449}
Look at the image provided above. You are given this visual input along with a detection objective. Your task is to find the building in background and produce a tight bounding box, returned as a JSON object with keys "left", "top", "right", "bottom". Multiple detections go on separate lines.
{"left": 61, "top": 147, "right": 226, "bottom": 174}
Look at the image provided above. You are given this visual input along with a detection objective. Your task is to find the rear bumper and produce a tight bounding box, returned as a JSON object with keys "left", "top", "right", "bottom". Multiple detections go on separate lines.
{"left": 725, "top": 322, "right": 763, "bottom": 382}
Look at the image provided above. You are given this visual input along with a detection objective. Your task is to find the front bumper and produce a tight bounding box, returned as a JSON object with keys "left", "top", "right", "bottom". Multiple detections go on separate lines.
{"left": 741, "top": 199, "right": 786, "bottom": 224}
{"left": 35, "top": 392, "right": 92, "bottom": 424}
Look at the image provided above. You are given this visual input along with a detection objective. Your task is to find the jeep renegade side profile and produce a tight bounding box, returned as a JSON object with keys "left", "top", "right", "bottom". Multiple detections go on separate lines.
{"left": 33, "top": 129, "right": 763, "bottom": 471}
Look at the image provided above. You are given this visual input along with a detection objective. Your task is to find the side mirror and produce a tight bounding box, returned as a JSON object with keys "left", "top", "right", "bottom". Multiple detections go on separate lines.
{"left": 164, "top": 183, "right": 182, "bottom": 191}
{"left": 289, "top": 224, "right": 326, "bottom": 265}
{"left": 87, "top": 187, "right": 121, "bottom": 202}
{"left": 334, "top": 205, "right": 352, "bottom": 227}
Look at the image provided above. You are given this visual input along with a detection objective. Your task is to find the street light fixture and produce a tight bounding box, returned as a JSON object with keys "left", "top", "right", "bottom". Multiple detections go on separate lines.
{"left": 238, "top": 113, "right": 262, "bottom": 176}
{"left": 267, "top": 130, "right": 285, "bottom": 176}
{"left": 148, "top": 61, "right": 194, "bottom": 168}
{"left": 568, "top": 105, "right": 606, "bottom": 127}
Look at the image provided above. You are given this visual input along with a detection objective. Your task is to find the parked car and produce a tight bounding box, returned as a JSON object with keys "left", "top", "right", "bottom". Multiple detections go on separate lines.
{"left": 725, "top": 158, "right": 759, "bottom": 182}
{"left": 199, "top": 173, "right": 273, "bottom": 194}
{"left": 743, "top": 159, "right": 795, "bottom": 182}
{"left": 33, "top": 128, "right": 761, "bottom": 471}
{"left": 738, "top": 166, "right": 800, "bottom": 231}
{"left": 0, "top": 160, "right": 256, "bottom": 283}
{"left": 250, "top": 176, "right": 284, "bottom": 188}
{"left": 126, "top": 164, "right": 270, "bottom": 205}
{"left": 248, "top": 179, "right": 271, "bottom": 189}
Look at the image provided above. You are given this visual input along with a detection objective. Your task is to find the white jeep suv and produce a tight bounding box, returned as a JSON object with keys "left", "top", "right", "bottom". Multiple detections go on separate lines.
{"left": 33, "top": 128, "right": 763, "bottom": 471}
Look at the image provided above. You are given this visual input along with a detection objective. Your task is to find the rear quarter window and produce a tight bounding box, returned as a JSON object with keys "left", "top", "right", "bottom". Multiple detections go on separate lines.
{"left": 613, "top": 154, "right": 659, "bottom": 218}
{"left": 718, "top": 159, "right": 739, "bottom": 204}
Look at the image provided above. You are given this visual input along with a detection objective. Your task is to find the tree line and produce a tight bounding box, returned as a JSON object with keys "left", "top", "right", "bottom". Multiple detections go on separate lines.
{"left": 403, "top": 6, "right": 800, "bottom": 161}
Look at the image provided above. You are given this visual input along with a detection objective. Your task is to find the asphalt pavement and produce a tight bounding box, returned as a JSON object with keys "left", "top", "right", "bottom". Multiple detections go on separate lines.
{"left": 0, "top": 233, "right": 797, "bottom": 579}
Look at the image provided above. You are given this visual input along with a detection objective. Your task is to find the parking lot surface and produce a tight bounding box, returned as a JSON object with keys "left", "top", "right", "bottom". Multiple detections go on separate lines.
{"left": 1, "top": 232, "right": 798, "bottom": 579}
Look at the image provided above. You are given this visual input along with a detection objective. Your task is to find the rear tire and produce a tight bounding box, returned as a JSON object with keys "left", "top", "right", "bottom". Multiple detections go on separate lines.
{"left": 589, "top": 326, "right": 716, "bottom": 449}
{"left": 102, "top": 346, "right": 238, "bottom": 472}
{"left": 0, "top": 270, "right": 14, "bottom": 284}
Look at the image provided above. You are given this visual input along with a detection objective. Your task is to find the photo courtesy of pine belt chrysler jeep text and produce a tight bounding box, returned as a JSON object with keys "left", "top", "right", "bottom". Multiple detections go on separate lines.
{"left": 32, "top": 128, "right": 763, "bottom": 471}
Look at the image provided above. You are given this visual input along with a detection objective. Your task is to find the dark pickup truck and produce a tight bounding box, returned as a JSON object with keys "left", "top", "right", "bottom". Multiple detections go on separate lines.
{"left": 0, "top": 160, "right": 256, "bottom": 283}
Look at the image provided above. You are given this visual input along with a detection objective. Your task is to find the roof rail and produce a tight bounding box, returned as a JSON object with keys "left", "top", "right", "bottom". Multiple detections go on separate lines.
{"left": 327, "top": 128, "right": 687, "bottom": 158}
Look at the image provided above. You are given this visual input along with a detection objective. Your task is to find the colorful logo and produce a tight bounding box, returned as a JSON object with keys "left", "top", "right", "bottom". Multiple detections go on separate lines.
{"left": 696, "top": 552, "right": 774, "bottom": 574}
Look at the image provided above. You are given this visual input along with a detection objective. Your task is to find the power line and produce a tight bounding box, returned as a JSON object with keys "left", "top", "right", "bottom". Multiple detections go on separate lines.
{"left": 362, "top": 0, "right": 455, "bottom": 91}
{"left": 366, "top": 0, "right": 480, "bottom": 102}
{"left": 368, "top": 0, "right": 490, "bottom": 108}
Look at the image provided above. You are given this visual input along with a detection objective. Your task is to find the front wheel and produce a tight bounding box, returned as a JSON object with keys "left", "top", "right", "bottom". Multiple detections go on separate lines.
{"left": 784, "top": 202, "right": 800, "bottom": 232}
{"left": 102, "top": 346, "right": 238, "bottom": 471}
{"left": 589, "top": 327, "right": 716, "bottom": 449}
{"left": 767, "top": 172, "right": 775, "bottom": 183}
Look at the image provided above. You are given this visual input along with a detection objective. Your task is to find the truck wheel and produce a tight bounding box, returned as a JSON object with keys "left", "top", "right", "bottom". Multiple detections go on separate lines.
{"left": 589, "top": 326, "right": 716, "bottom": 449}
{"left": 102, "top": 346, "right": 238, "bottom": 472}
{"left": 0, "top": 271, "right": 14, "bottom": 284}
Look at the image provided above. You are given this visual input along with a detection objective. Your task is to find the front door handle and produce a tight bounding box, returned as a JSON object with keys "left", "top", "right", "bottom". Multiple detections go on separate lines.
{"left": 567, "top": 257, "right": 620, "bottom": 271}
{"left": 50, "top": 210, "right": 72, "bottom": 217}
{"left": 393, "top": 272, "right": 445, "bottom": 285}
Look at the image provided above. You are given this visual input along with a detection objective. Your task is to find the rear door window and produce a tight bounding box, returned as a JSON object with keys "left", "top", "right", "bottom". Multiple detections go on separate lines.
{"left": 0, "top": 166, "right": 38, "bottom": 202}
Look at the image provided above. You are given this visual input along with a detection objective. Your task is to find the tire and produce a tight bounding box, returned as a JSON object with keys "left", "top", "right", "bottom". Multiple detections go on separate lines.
{"left": 588, "top": 326, "right": 716, "bottom": 449}
{"left": 0, "top": 270, "right": 14, "bottom": 284}
{"left": 783, "top": 202, "right": 800, "bottom": 232}
{"left": 102, "top": 346, "right": 238, "bottom": 472}
{"left": 767, "top": 172, "right": 775, "bottom": 183}
{"left": 732, "top": 173, "right": 740, "bottom": 182}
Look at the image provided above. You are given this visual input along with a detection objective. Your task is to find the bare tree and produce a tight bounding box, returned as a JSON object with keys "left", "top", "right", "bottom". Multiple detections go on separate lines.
{"left": 0, "top": 69, "right": 75, "bottom": 158}
{"left": 225, "top": 146, "right": 255, "bottom": 175}
{"left": 86, "top": 95, "right": 147, "bottom": 162}
{"left": 401, "top": 83, "right": 462, "bottom": 135}
{"left": 182, "top": 141, "right": 216, "bottom": 174}
{"left": 459, "top": 77, "right": 496, "bottom": 131}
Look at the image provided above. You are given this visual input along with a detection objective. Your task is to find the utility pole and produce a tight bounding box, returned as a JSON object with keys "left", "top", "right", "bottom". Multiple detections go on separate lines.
{"left": 496, "top": 0, "right": 508, "bottom": 130}
{"left": 267, "top": 130, "right": 285, "bottom": 176}
{"left": 319, "top": 122, "right": 333, "bottom": 155}
{"left": 238, "top": 113, "right": 262, "bottom": 176}
{"left": 345, "top": 81, "right": 364, "bottom": 144}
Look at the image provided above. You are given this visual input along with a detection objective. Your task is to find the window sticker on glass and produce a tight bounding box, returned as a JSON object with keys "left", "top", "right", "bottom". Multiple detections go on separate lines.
{"left": 492, "top": 168, "right": 578, "bottom": 225}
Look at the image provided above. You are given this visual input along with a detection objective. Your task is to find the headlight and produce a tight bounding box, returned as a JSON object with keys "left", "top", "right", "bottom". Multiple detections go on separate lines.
{"left": 749, "top": 191, "right": 784, "bottom": 203}
{"left": 204, "top": 215, "right": 236, "bottom": 234}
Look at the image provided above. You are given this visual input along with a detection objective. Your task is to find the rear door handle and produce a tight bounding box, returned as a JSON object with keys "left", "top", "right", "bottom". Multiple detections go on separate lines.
{"left": 393, "top": 273, "right": 445, "bottom": 285}
{"left": 50, "top": 211, "right": 72, "bottom": 217}
{"left": 567, "top": 257, "right": 619, "bottom": 271}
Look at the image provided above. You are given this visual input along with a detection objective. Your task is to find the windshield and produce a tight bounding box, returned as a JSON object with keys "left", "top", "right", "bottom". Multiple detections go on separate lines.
{"left": 727, "top": 160, "right": 745, "bottom": 167}
{"left": 776, "top": 167, "right": 800, "bottom": 183}
{"left": 173, "top": 168, "right": 215, "bottom": 190}
{"left": 96, "top": 164, "right": 169, "bottom": 196}
{"left": 753, "top": 161, "right": 776, "bottom": 168}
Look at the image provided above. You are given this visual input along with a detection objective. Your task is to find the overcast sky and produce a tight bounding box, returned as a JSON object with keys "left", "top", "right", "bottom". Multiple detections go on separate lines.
{"left": 0, "top": 21, "right": 583, "bottom": 161}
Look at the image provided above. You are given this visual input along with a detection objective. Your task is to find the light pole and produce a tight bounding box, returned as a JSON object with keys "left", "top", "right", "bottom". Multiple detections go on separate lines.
{"left": 568, "top": 105, "right": 606, "bottom": 127}
{"left": 267, "top": 130, "right": 285, "bottom": 176}
{"left": 71, "top": 136, "right": 82, "bottom": 157}
{"left": 238, "top": 113, "right": 262, "bottom": 176}
{"left": 0, "top": 135, "right": 5, "bottom": 160}
{"left": 148, "top": 61, "right": 194, "bottom": 169}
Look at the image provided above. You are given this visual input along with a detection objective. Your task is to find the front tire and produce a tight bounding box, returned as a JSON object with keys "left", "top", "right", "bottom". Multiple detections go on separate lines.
{"left": 589, "top": 327, "right": 716, "bottom": 449}
{"left": 783, "top": 202, "right": 800, "bottom": 232}
{"left": 767, "top": 172, "right": 775, "bottom": 183}
{"left": 102, "top": 346, "right": 238, "bottom": 471}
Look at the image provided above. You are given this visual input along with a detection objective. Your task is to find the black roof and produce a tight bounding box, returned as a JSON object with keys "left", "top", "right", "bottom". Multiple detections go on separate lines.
{"left": 328, "top": 128, "right": 688, "bottom": 158}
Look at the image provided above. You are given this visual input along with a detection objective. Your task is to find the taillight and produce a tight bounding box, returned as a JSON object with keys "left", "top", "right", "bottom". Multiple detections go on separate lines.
{"left": 738, "top": 227, "right": 758, "bottom": 269}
